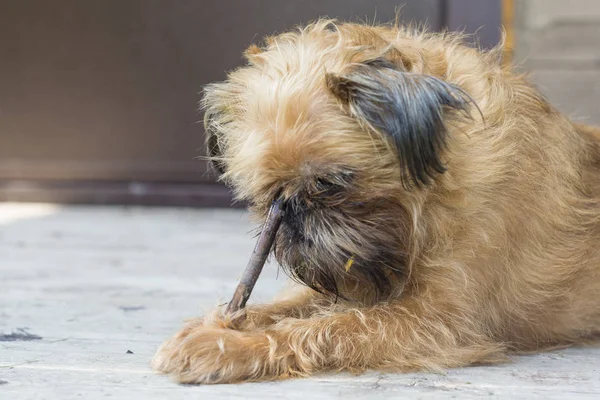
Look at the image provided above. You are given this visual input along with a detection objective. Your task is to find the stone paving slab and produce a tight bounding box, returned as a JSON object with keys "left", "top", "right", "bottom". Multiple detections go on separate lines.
{"left": 1, "top": 203, "right": 599, "bottom": 399}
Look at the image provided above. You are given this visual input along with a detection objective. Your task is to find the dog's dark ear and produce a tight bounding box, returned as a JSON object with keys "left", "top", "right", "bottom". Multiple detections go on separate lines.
{"left": 203, "top": 108, "right": 227, "bottom": 175}
{"left": 202, "top": 81, "right": 233, "bottom": 176}
{"left": 326, "top": 58, "right": 472, "bottom": 187}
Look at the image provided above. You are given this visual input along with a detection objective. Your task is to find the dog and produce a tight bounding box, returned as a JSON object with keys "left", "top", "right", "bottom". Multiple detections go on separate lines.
{"left": 152, "top": 19, "right": 600, "bottom": 384}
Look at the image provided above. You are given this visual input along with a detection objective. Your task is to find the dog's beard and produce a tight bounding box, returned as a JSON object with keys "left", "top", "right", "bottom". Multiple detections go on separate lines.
{"left": 272, "top": 192, "right": 410, "bottom": 303}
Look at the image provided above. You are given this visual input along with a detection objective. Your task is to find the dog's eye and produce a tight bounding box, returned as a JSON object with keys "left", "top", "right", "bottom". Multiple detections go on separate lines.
{"left": 316, "top": 177, "right": 336, "bottom": 191}
{"left": 314, "top": 171, "right": 355, "bottom": 196}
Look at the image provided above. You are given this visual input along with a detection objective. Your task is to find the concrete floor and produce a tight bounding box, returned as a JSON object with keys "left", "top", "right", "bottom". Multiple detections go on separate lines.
{"left": 1, "top": 203, "right": 599, "bottom": 399}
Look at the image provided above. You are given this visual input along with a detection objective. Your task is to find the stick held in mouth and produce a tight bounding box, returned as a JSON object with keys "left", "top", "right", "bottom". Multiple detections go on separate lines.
{"left": 225, "top": 198, "right": 286, "bottom": 315}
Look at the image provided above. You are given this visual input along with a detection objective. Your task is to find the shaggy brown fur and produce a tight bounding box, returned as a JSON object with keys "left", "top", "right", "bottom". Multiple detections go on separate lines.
{"left": 152, "top": 20, "right": 600, "bottom": 384}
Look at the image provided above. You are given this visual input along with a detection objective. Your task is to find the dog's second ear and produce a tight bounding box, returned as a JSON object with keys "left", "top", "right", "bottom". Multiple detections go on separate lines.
{"left": 203, "top": 98, "right": 227, "bottom": 175}
{"left": 326, "top": 58, "right": 472, "bottom": 187}
{"left": 202, "top": 81, "right": 236, "bottom": 176}
{"left": 206, "top": 125, "right": 226, "bottom": 175}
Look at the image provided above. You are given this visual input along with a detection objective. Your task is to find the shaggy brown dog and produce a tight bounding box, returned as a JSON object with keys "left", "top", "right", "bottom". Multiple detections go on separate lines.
{"left": 152, "top": 20, "right": 600, "bottom": 384}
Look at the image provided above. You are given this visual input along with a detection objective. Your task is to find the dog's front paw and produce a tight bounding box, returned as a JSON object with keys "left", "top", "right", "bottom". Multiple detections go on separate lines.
{"left": 152, "top": 322, "right": 297, "bottom": 384}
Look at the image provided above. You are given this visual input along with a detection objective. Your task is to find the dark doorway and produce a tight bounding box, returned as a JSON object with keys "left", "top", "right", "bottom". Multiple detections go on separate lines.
{"left": 0, "top": 0, "right": 501, "bottom": 206}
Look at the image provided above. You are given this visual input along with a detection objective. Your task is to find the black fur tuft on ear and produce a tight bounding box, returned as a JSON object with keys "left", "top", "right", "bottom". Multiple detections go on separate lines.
{"left": 326, "top": 58, "right": 472, "bottom": 187}
{"left": 203, "top": 108, "right": 227, "bottom": 175}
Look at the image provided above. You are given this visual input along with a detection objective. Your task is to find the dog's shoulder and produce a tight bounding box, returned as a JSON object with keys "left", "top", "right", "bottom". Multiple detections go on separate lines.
{"left": 574, "top": 123, "right": 600, "bottom": 200}
{"left": 575, "top": 123, "right": 600, "bottom": 142}
{"left": 575, "top": 123, "right": 600, "bottom": 162}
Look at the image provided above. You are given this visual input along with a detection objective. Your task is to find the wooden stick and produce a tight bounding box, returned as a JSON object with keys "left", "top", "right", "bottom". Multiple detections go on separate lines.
{"left": 225, "top": 198, "right": 286, "bottom": 315}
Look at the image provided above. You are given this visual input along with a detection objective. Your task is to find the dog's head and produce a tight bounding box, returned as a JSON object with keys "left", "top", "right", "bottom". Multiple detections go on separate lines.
{"left": 203, "top": 21, "right": 478, "bottom": 303}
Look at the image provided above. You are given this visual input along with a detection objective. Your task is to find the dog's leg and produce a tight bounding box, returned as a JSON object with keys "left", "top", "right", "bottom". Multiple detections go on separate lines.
{"left": 152, "top": 285, "right": 327, "bottom": 374}
{"left": 233, "top": 285, "right": 329, "bottom": 329}
{"left": 179, "top": 285, "right": 327, "bottom": 332}
{"left": 196, "top": 285, "right": 328, "bottom": 331}
{"left": 152, "top": 297, "right": 506, "bottom": 384}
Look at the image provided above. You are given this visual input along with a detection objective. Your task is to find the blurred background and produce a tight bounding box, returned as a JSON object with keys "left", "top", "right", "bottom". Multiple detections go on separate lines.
{"left": 3, "top": 3, "right": 600, "bottom": 396}
{"left": 0, "top": 0, "right": 598, "bottom": 208}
